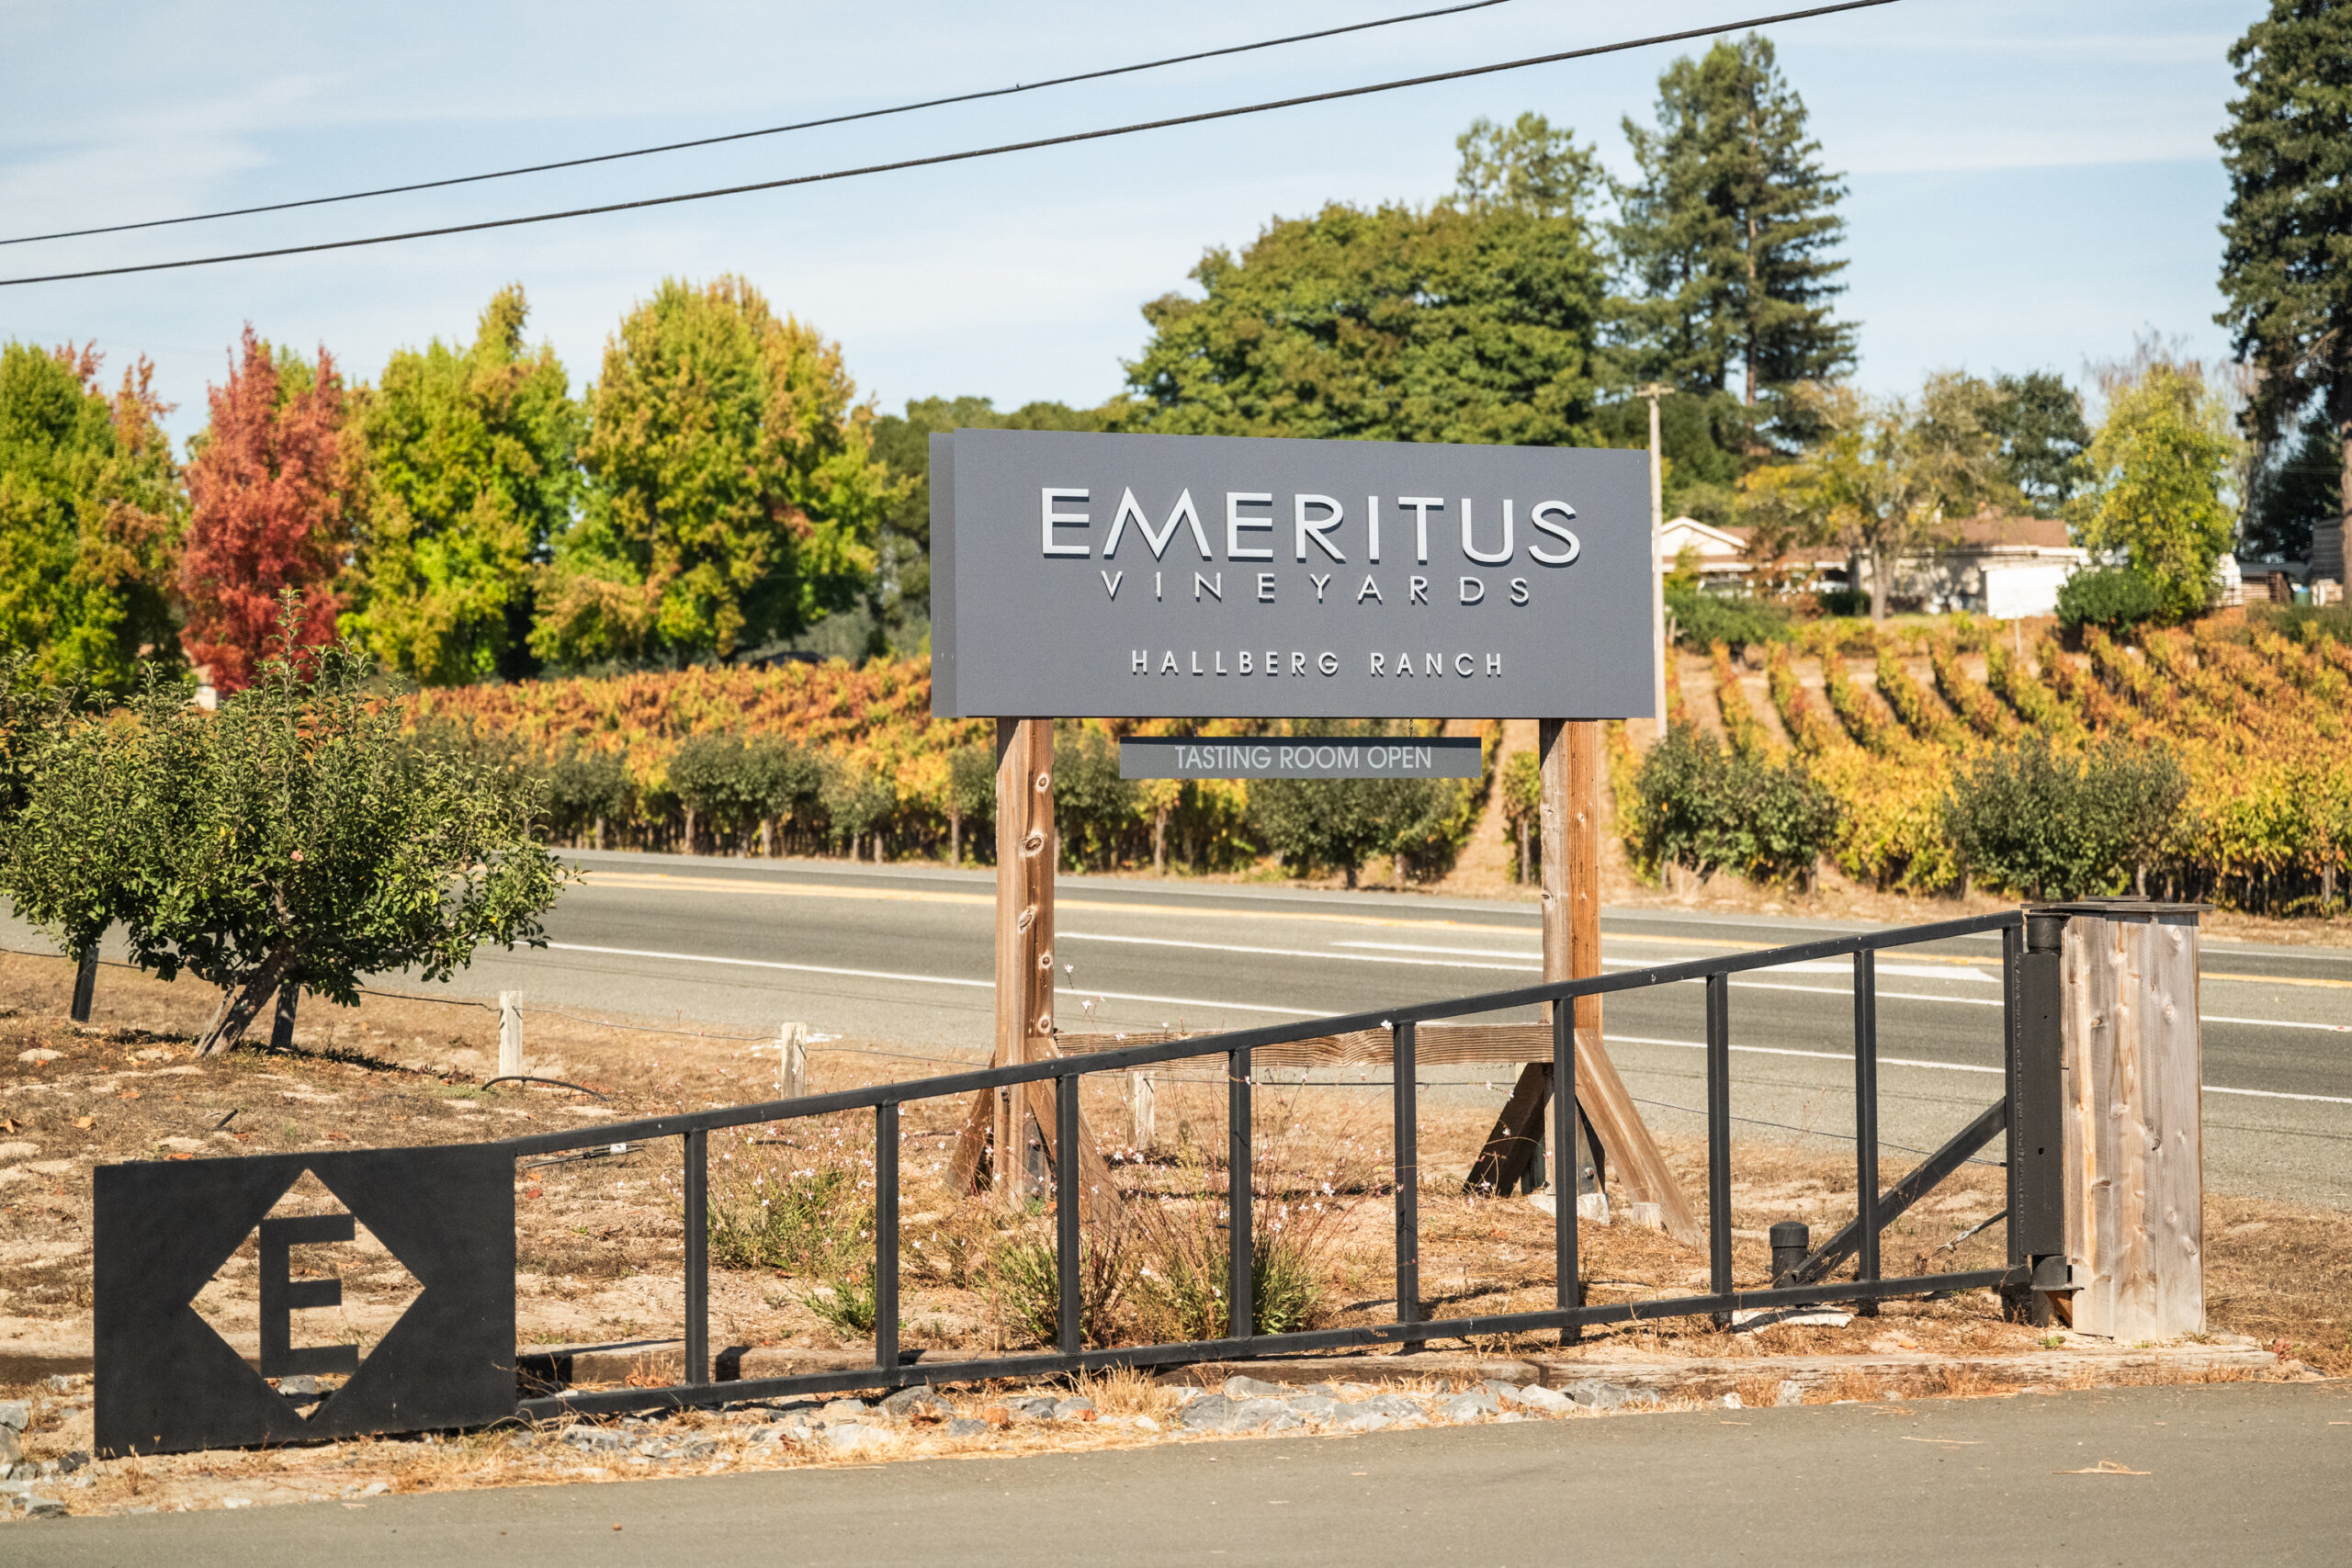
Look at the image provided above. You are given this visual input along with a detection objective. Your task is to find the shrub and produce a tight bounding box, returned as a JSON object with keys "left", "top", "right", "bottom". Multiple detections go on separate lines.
{"left": 1248, "top": 721, "right": 1470, "bottom": 886}
{"left": 0, "top": 610, "right": 565, "bottom": 1054}
{"left": 987, "top": 1230, "right": 1136, "bottom": 1349}
{"left": 1632, "top": 722, "right": 1838, "bottom": 886}
{"left": 2056, "top": 566, "right": 2163, "bottom": 632}
{"left": 1052, "top": 721, "right": 1137, "bottom": 871}
{"left": 1941, "top": 736, "right": 2188, "bottom": 898}
{"left": 707, "top": 1165, "right": 869, "bottom": 1274}
{"left": 543, "top": 744, "right": 634, "bottom": 844}
{"left": 1499, "top": 750, "right": 1541, "bottom": 883}
{"left": 1129, "top": 1226, "right": 1327, "bottom": 1343}
{"left": 1665, "top": 582, "right": 1792, "bottom": 651}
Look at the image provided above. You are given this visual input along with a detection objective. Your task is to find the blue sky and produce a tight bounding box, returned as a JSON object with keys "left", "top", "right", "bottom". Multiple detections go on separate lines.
{"left": 0, "top": 0, "right": 2258, "bottom": 445}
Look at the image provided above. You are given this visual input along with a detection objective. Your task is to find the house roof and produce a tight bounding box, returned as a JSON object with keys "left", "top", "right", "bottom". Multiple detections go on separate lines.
{"left": 1952, "top": 513, "right": 2073, "bottom": 550}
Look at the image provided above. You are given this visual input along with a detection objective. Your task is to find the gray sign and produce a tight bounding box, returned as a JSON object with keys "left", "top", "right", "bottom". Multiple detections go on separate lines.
{"left": 1120, "top": 735, "right": 1481, "bottom": 780}
{"left": 929, "top": 430, "right": 1654, "bottom": 720}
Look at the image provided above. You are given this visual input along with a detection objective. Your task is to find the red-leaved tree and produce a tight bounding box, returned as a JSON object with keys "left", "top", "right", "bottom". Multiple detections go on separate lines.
{"left": 179, "top": 326, "right": 358, "bottom": 691}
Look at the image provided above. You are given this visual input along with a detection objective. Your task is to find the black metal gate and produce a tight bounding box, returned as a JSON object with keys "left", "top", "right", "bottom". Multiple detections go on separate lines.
{"left": 95, "top": 908, "right": 2068, "bottom": 1456}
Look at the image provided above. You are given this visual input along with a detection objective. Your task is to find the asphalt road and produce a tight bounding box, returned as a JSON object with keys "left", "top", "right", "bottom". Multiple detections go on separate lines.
{"left": 9, "top": 849, "right": 2349, "bottom": 1203}
{"left": 14, "top": 1382, "right": 2349, "bottom": 1568}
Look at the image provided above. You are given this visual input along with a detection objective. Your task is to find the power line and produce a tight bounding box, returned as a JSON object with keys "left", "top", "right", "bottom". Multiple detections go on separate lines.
{"left": 0, "top": 0, "right": 1524, "bottom": 249}
{"left": 1, "top": 0, "right": 1903, "bottom": 290}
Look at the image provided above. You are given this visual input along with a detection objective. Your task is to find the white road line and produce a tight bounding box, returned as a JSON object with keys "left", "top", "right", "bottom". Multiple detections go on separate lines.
{"left": 544, "top": 942, "right": 2346, "bottom": 1093}
{"left": 2203, "top": 1014, "right": 2352, "bottom": 1033}
{"left": 1061, "top": 931, "right": 1534, "bottom": 974}
{"left": 1605, "top": 1034, "right": 2352, "bottom": 1106}
{"left": 1338, "top": 940, "right": 1996, "bottom": 983}
{"left": 543, "top": 942, "right": 1317, "bottom": 1018}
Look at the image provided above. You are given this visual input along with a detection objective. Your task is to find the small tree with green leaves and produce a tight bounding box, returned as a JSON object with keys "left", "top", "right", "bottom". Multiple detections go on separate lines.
{"left": 0, "top": 609, "right": 567, "bottom": 1053}
{"left": 1499, "top": 750, "right": 1542, "bottom": 884}
{"left": 944, "top": 740, "right": 995, "bottom": 867}
{"left": 1942, "top": 736, "right": 2187, "bottom": 899}
{"left": 2071, "top": 363, "right": 2242, "bottom": 621}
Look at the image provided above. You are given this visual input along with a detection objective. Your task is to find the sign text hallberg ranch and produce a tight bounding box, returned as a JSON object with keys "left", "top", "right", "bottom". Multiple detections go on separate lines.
{"left": 930, "top": 430, "right": 1654, "bottom": 720}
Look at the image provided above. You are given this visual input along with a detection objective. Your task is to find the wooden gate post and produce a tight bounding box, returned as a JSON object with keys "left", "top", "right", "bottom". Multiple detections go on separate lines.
{"left": 2054, "top": 901, "right": 2204, "bottom": 1338}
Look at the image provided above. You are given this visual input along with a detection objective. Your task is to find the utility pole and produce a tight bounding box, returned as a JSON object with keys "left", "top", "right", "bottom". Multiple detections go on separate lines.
{"left": 1634, "top": 383, "right": 1672, "bottom": 734}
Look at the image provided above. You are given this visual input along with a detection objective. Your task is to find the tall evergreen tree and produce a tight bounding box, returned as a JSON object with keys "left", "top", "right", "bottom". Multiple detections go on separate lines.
{"left": 0, "top": 344, "right": 182, "bottom": 687}
{"left": 2217, "top": 0, "right": 2352, "bottom": 580}
{"left": 1613, "top": 33, "right": 1856, "bottom": 416}
{"left": 345, "top": 286, "right": 580, "bottom": 685}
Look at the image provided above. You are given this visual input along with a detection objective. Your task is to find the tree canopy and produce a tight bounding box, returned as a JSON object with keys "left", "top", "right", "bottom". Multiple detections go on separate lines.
{"left": 179, "top": 329, "right": 359, "bottom": 692}
{"left": 533, "top": 276, "right": 891, "bottom": 668}
{"left": 345, "top": 285, "right": 581, "bottom": 684}
{"left": 867, "top": 395, "right": 1104, "bottom": 655}
{"left": 0, "top": 344, "right": 182, "bottom": 689}
{"left": 1115, "top": 190, "right": 1607, "bottom": 446}
{"left": 1613, "top": 32, "right": 1856, "bottom": 416}
{"left": 2071, "top": 362, "right": 2243, "bottom": 620}
{"left": 0, "top": 610, "right": 565, "bottom": 1054}
{"left": 2217, "top": 0, "right": 2352, "bottom": 561}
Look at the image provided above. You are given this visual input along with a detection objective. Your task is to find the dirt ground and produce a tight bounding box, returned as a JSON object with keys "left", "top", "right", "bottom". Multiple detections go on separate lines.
{"left": 0, "top": 945, "right": 2341, "bottom": 1518}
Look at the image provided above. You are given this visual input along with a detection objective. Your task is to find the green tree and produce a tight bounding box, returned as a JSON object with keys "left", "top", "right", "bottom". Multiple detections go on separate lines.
{"left": 1116, "top": 193, "right": 1606, "bottom": 446}
{"left": 0, "top": 344, "right": 183, "bottom": 688}
{"left": 1247, "top": 722, "right": 1467, "bottom": 887}
{"left": 2245, "top": 403, "right": 2346, "bottom": 560}
{"left": 2217, "top": 0, "right": 2352, "bottom": 576}
{"left": 867, "top": 396, "right": 1103, "bottom": 655}
{"left": 1793, "top": 374, "right": 2011, "bottom": 621}
{"left": 1453, "top": 112, "right": 1603, "bottom": 220}
{"left": 534, "top": 276, "right": 891, "bottom": 667}
{"left": 0, "top": 610, "right": 566, "bottom": 1054}
{"left": 1943, "top": 736, "right": 2188, "bottom": 899}
{"left": 2071, "top": 363, "right": 2242, "bottom": 621}
{"left": 1987, "top": 370, "right": 2091, "bottom": 517}
{"left": 1631, "top": 721, "right": 1836, "bottom": 887}
{"left": 345, "top": 286, "right": 581, "bottom": 684}
{"left": 1613, "top": 33, "right": 1856, "bottom": 415}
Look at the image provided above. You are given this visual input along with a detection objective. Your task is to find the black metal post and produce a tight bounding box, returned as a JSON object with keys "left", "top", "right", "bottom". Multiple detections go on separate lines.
{"left": 684, "top": 1127, "right": 707, "bottom": 1385}
{"left": 1853, "top": 950, "right": 1880, "bottom": 1314}
{"left": 2017, "top": 911, "right": 2069, "bottom": 1325}
{"left": 1551, "top": 1004, "right": 1579, "bottom": 1343}
{"left": 1705, "top": 974, "right": 1732, "bottom": 1326}
{"left": 2002, "top": 921, "right": 2024, "bottom": 1275}
{"left": 876, "top": 1100, "right": 899, "bottom": 1373}
{"left": 1770, "top": 1221, "right": 1810, "bottom": 1285}
{"left": 1393, "top": 1021, "right": 1419, "bottom": 1326}
{"left": 70, "top": 945, "right": 99, "bottom": 1024}
{"left": 1228, "top": 1047, "right": 1253, "bottom": 1342}
{"left": 1057, "top": 1072, "right": 1082, "bottom": 1355}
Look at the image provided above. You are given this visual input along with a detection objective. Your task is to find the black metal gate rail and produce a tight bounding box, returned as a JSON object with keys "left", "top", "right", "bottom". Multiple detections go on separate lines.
{"left": 496, "top": 909, "right": 2032, "bottom": 1422}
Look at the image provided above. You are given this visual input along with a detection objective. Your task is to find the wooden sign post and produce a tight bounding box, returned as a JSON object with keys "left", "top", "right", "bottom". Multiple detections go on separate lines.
{"left": 1468, "top": 722, "right": 1703, "bottom": 1246}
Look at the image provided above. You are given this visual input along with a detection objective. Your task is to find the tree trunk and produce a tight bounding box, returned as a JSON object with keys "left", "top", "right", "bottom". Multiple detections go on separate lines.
{"left": 683, "top": 807, "right": 696, "bottom": 855}
{"left": 757, "top": 818, "right": 772, "bottom": 858}
{"left": 1344, "top": 861, "right": 1358, "bottom": 890}
{"left": 1152, "top": 809, "right": 1168, "bottom": 875}
{"left": 948, "top": 809, "right": 961, "bottom": 868}
{"left": 1517, "top": 818, "right": 1531, "bottom": 886}
{"left": 593, "top": 816, "right": 605, "bottom": 852}
{"left": 196, "top": 950, "right": 295, "bottom": 1056}
{"left": 1868, "top": 547, "right": 1891, "bottom": 622}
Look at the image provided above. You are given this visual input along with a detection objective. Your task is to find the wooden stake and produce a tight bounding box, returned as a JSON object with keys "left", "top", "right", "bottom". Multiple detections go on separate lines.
{"left": 498, "top": 992, "right": 523, "bottom": 1079}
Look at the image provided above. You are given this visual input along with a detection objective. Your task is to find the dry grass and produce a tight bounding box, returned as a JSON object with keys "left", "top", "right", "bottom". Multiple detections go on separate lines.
{"left": 0, "top": 941, "right": 2340, "bottom": 1440}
